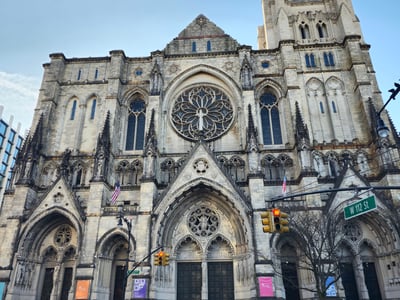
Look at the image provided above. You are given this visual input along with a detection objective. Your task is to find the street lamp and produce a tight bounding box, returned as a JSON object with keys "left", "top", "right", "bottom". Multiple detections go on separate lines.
{"left": 117, "top": 204, "right": 133, "bottom": 300}
{"left": 376, "top": 82, "right": 400, "bottom": 138}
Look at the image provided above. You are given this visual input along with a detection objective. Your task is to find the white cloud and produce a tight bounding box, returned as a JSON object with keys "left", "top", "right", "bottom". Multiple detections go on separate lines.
{"left": 0, "top": 71, "right": 40, "bottom": 133}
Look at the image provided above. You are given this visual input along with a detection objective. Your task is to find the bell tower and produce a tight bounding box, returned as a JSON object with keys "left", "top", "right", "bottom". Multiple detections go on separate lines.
{"left": 258, "top": 0, "right": 363, "bottom": 49}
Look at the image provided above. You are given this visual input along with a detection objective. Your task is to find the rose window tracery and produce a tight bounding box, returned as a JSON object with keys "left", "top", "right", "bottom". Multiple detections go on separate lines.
{"left": 171, "top": 86, "right": 234, "bottom": 141}
{"left": 54, "top": 225, "right": 72, "bottom": 247}
{"left": 188, "top": 206, "right": 219, "bottom": 237}
{"left": 343, "top": 222, "right": 362, "bottom": 242}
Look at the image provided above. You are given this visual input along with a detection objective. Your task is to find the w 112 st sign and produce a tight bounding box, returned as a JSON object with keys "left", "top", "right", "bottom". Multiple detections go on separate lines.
{"left": 344, "top": 195, "right": 377, "bottom": 220}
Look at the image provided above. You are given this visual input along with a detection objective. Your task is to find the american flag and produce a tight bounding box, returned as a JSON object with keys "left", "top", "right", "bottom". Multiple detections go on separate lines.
{"left": 282, "top": 176, "right": 287, "bottom": 195}
{"left": 111, "top": 181, "right": 121, "bottom": 204}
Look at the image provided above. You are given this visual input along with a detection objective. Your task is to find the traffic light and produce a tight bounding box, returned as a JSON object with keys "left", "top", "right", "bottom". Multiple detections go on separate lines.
{"left": 154, "top": 251, "right": 163, "bottom": 266}
{"left": 260, "top": 211, "right": 274, "bottom": 233}
{"left": 162, "top": 252, "right": 170, "bottom": 266}
{"left": 279, "top": 211, "right": 289, "bottom": 233}
{"left": 272, "top": 208, "right": 289, "bottom": 233}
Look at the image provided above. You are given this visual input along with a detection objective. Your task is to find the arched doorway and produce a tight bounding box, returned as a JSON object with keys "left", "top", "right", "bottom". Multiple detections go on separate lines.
{"left": 152, "top": 184, "right": 255, "bottom": 299}
{"left": 94, "top": 232, "right": 135, "bottom": 300}
{"left": 175, "top": 234, "right": 234, "bottom": 300}
{"left": 10, "top": 214, "right": 79, "bottom": 300}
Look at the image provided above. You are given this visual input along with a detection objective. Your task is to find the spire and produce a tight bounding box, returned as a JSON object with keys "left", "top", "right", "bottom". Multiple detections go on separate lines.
{"left": 97, "top": 111, "right": 111, "bottom": 152}
{"left": 294, "top": 102, "right": 310, "bottom": 147}
{"left": 143, "top": 109, "right": 158, "bottom": 179}
{"left": 240, "top": 55, "right": 253, "bottom": 90}
{"left": 14, "top": 114, "right": 44, "bottom": 184}
{"left": 144, "top": 109, "right": 157, "bottom": 156}
{"left": 150, "top": 62, "right": 163, "bottom": 95}
{"left": 388, "top": 115, "right": 400, "bottom": 146}
{"left": 92, "top": 111, "right": 111, "bottom": 181}
{"left": 367, "top": 97, "right": 380, "bottom": 140}
{"left": 246, "top": 104, "right": 259, "bottom": 152}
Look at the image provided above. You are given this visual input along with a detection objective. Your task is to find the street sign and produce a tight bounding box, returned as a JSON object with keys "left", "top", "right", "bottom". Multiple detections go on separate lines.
{"left": 344, "top": 195, "right": 376, "bottom": 220}
{"left": 127, "top": 269, "right": 140, "bottom": 276}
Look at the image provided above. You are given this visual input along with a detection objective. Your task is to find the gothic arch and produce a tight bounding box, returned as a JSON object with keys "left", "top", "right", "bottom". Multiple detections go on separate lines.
{"left": 175, "top": 235, "right": 203, "bottom": 259}
{"left": 71, "top": 159, "right": 88, "bottom": 186}
{"left": 205, "top": 234, "right": 235, "bottom": 258}
{"left": 153, "top": 181, "right": 252, "bottom": 254}
{"left": 9, "top": 211, "right": 81, "bottom": 297}
{"left": 325, "top": 76, "right": 345, "bottom": 92}
{"left": 83, "top": 92, "right": 101, "bottom": 105}
{"left": 254, "top": 79, "right": 283, "bottom": 100}
{"left": 96, "top": 229, "right": 136, "bottom": 258}
{"left": 39, "top": 161, "right": 59, "bottom": 187}
{"left": 18, "top": 209, "right": 83, "bottom": 256}
{"left": 93, "top": 230, "right": 136, "bottom": 298}
{"left": 306, "top": 77, "right": 324, "bottom": 95}
{"left": 163, "top": 64, "right": 242, "bottom": 112}
{"left": 121, "top": 88, "right": 149, "bottom": 107}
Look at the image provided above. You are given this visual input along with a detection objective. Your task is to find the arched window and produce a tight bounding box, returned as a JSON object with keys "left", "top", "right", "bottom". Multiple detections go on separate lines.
{"left": 324, "top": 52, "right": 335, "bottom": 66}
{"left": 125, "top": 99, "right": 146, "bottom": 151}
{"left": 192, "top": 41, "right": 197, "bottom": 52}
{"left": 331, "top": 101, "right": 337, "bottom": 113}
{"left": 207, "top": 40, "right": 212, "bottom": 52}
{"left": 305, "top": 53, "right": 316, "bottom": 68}
{"left": 310, "top": 53, "right": 316, "bottom": 67}
{"left": 299, "top": 23, "right": 310, "bottom": 39}
{"left": 259, "top": 92, "right": 282, "bottom": 145}
{"left": 320, "top": 102, "right": 325, "bottom": 113}
{"left": 70, "top": 100, "right": 77, "bottom": 120}
{"left": 90, "top": 99, "right": 96, "bottom": 119}
{"left": 94, "top": 68, "right": 99, "bottom": 80}
{"left": 328, "top": 52, "right": 335, "bottom": 66}
{"left": 77, "top": 69, "right": 82, "bottom": 80}
{"left": 317, "top": 22, "right": 328, "bottom": 38}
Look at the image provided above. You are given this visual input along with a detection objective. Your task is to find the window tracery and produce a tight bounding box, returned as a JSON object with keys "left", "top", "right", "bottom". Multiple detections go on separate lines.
{"left": 259, "top": 92, "right": 282, "bottom": 145}
{"left": 171, "top": 86, "right": 234, "bottom": 142}
{"left": 161, "top": 158, "right": 177, "bottom": 184}
{"left": 188, "top": 206, "right": 219, "bottom": 237}
{"left": 261, "top": 154, "right": 293, "bottom": 181}
{"left": 54, "top": 225, "right": 72, "bottom": 247}
{"left": 228, "top": 156, "right": 245, "bottom": 182}
{"left": 126, "top": 98, "right": 146, "bottom": 151}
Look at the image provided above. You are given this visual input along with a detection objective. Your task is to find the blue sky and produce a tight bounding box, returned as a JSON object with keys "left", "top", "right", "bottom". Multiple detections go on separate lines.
{"left": 0, "top": 0, "right": 399, "bottom": 133}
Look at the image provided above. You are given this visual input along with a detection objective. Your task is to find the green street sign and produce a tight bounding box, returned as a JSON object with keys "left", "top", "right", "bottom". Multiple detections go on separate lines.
{"left": 127, "top": 269, "right": 140, "bottom": 276}
{"left": 344, "top": 195, "right": 376, "bottom": 220}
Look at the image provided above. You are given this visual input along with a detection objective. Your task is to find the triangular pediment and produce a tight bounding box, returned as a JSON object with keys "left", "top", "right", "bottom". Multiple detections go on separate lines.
{"left": 325, "top": 165, "right": 381, "bottom": 214}
{"left": 24, "top": 177, "right": 85, "bottom": 222}
{"left": 156, "top": 142, "right": 250, "bottom": 212}
{"left": 165, "top": 14, "right": 240, "bottom": 55}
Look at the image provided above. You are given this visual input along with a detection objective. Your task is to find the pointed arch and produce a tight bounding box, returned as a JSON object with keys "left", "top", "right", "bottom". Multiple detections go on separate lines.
{"left": 71, "top": 159, "right": 88, "bottom": 187}
{"left": 95, "top": 229, "right": 136, "bottom": 299}
{"left": 175, "top": 235, "right": 203, "bottom": 260}
{"left": 206, "top": 234, "right": 234, "bottom": 259}
{"left": 256, "top": 82, "right": 283, "bottom": 145}
{"left": 11, "top": 210, "right": 81, "bottom": 297}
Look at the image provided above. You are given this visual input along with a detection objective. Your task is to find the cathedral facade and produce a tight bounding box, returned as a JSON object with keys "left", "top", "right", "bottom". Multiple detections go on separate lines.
{"left": 1, "top": 0, "right": 400, "bottom": 299}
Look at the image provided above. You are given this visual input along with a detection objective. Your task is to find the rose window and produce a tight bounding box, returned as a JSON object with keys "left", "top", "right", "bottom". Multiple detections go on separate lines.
{"left": 188, "top": 206, "right": 219, "bottom": 237}
{"left": 171, "top": 86, "right": 234, "bottom": 141}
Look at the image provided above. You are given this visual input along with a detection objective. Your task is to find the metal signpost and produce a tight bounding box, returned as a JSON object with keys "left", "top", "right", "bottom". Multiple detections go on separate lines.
{"left": 344, "top": 195, "right": 377, "bottom": 220}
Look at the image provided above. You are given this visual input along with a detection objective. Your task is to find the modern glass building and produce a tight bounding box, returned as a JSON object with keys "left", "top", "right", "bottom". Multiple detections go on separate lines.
{"left": 0, "top": 106, "right": 24, "bottom": 205}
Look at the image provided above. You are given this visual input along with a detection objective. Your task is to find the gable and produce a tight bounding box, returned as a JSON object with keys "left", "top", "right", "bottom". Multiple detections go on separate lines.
{"left": 165, "top": 14, "right": 240, "bottom": 55}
